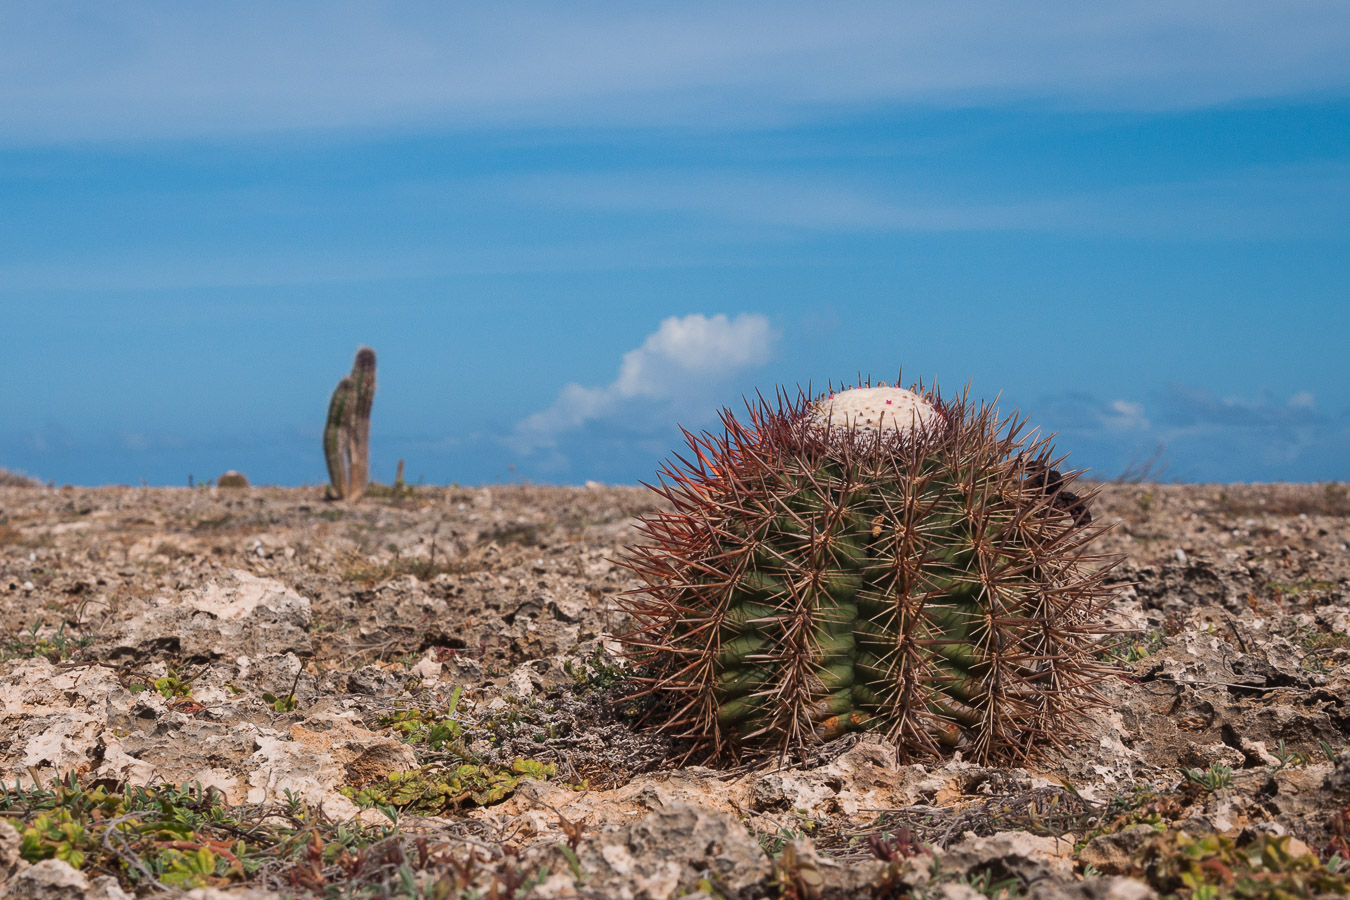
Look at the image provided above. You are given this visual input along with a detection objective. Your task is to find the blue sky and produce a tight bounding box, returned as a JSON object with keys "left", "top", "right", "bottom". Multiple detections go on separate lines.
{"left": 2, "top": 3, "right": 1348, "bottom": 486}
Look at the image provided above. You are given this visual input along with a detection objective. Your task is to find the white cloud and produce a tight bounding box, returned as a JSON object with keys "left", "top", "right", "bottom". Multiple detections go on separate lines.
{"left": 2, "top": 2, "right": 1349, "bottom": 142}
{"left": 1289, "top": 391, "right": 1316, "bottom": 410}
{"left": 511, "top": 313, "right": 777, "bottom": 453}
{"left": 120, "top": 431, "right": 151, "bottom": 453}
{"left": 1103, "top": 400, "right": 1150, "bottom": 432}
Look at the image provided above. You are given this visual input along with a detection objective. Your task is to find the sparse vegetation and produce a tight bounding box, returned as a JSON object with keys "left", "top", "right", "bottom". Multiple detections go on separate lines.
{"left": 340, "top": 552, "right": 460, "bottom": 586}
{"left": 217, "top": 470, "right": 250, "bottom": 488}
{"left": 262, "top": 669, "right": 304, "bottom": 712}
{"left": 759, "top": 809, "right": 820, "bottom": 855}
{"left": 1, "top": 621, "right": 95, "bottom": 662}
{"left": 1104, "top": 629, "right": 1165, "bottom": 664}
{"left": 378, "top": 686, "right": 468, "bottom": 754}
{"left": 342, "top": 759, "right": 558, "bottom": 816}
{"left": 1269, "top": 578, "right": 1338, "bottom": 597}
{"left": 1281, "top": 622, "right": 1350, "bottom": 674}
{"left": 563, "top": 647, "right": 626, "bottom": 693}
{"left": 0, "top": 774, "right": 564, "bottom": 898}
{"left": 1144, "top": 831, "right": 1350, "bottom": 899}
{"left": 1114, "top": 443, "right": 1169, "bottom": 485}
{"left": 1181, "top": 763, "right": 1234, "bottom": 793}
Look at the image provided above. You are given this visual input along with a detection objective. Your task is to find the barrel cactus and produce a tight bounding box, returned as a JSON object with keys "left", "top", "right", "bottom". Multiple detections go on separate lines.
{"left": 619, "top": 380, "right": 1119, "bottom": 765}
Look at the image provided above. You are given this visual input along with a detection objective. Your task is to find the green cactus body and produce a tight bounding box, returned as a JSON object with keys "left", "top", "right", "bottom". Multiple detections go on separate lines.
{"left": 324, "top": 375, "right": 355, "bottom": 498}
{"left": 323, "top": 347, "right": 376, "bottom": 501}
{"left": 621, "top": 382, "right": 1117, "bottom": 764}
{"left": 347, "top": 348, "right": 377, "bottom": 502}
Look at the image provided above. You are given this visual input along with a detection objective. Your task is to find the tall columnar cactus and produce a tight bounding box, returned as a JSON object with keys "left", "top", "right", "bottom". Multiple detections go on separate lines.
{"left": 620, "top": 380, "right": 1119, "bottom": 765}
{"left": 323, "top": 347, "right": 377, "bottom": 501}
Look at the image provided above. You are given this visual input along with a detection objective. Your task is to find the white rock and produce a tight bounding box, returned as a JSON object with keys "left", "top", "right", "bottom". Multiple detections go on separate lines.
{"left": 507, "top": 664, "right": 536, "bottom": 699}
{"left": 108, "top": 570, "right": 311, "bottom": 659}
{"left": 409, "top": 655, "right": 443, "bottom": 681}
{"left": 5, "top": 859, "right": 132, "bottom": 900}
{"left": 0, "top": 660, "right": 148, "bottom": 786}
{"left": 0, "top": 819, "right": 28, "bottom": 884}
{"left": 246, "top": 718, "right": 416, "bottom": 822}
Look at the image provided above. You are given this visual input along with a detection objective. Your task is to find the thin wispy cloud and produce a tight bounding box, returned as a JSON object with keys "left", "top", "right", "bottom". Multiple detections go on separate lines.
{"left": 510, "top": 313, "right": 778, "bottom": 456}
{"left": 1154, "top": 384, "right": 1325, "bottom": 430}
{"left": 3, "top": 3, "right": 1349, "bottom": 142}
{"left": 518, "top": 161, "right": 1350, "bottom": 241}
{"left": 5, "top": 159, "right": 1348, "bottom": 295}
{"left": 1038, "top": 387, "right": 1344, "bottom": 481}
{"left": 516, "top": 172, "right": 1029, "bottom": 233}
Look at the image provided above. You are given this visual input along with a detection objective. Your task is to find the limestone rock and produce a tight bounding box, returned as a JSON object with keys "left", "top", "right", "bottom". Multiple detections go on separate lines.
{"left": 938, "top": 830, "right": 1076, "bottom": 887}
{"left": 4, "top": 859, "right": 131, "bottom": 900}
{"left": 0, "top": 659, "right": 148, "bottom": 786}
{"left": 1078, "top": 825, "right": 1159, "bottom": 876}
{"left": 1029, "top": 876, "right": 1158, "bottom": 900}
{"left": 750, "top": 739, "right": 946, "bottom": 817}
{"left": 0, "top": 819, "right": 28, "bottom": 884}
{"left": 577, "top": 802, "right": 771, "bottom": 900}
{"left": 246, "top": 715, "right": 415, "bottom": 822}
{"left": 107, "top": 570, "right": 311, "bottom": 659}
{"left": 1325, "top": 750, "right": 1350, "bottom": 794}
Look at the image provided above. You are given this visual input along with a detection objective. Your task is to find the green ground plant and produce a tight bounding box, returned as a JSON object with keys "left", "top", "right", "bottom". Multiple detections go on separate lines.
{"left": 1103, "top": 630, "right": 1165, "bottom": 664}
{"left": 342, "top": 759, "right": 558, "bottom": 816}
{"left": 1147, "top": 831, "right": 1350, "bottom": 899}
{"left": 122, "top": 667, "right": 197, "bottom": 699}
{"left": 1269, "top": 578, "right": 1338, "bottom": 597}
{"left": 1280, "top": 622, "right": 1350, "bottom": 674}
{"left": 4, "top": 777, "right": 263, "bottom": 891}
{"left": 0, "top": 773, "right": 558, "bottom": 897}
{"left": 1180, "top": 764, "right": 1233, "bottom": 793}
{"left": 261, "top": 668, "right": 305, "bottom": 713}
{"left": 758, "top": 809, "right": 820, "bottom": 855}
{"left": 1, "top": 621, "right": 95, "bottom": 662}
{"left": 378, "top": 687, "right": 468, "bottom": 755}
{"left": 563, "top": 648, "right": 626, "bottom": 693}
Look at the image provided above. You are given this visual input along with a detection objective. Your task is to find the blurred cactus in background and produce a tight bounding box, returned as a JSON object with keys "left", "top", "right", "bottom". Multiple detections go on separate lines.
{"left": 0, "top": 468, "right": 39, "bottom": 487}
{"left": 324, "top": 347, "right": 377, "bottom": 501}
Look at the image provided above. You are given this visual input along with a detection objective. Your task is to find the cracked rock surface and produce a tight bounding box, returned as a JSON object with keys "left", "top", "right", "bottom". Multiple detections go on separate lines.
{"left": 0, "top": 482, "right": 1348, "bottom": 898}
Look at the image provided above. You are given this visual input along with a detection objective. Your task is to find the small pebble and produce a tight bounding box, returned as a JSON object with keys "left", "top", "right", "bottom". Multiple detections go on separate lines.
{"left": 1175, "top": 548, "right": 1188, "bottom": 564}
{"left": 22, "top": 581, "right": 34, "bottom": 591}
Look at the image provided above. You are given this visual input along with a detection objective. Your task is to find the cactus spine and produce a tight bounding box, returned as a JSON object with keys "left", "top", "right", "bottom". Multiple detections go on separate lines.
{"left": 323, "top": 347, "right": 376, "bottom": 501}
{"left": 620, "top": 380, "right": 1118, "bottom": 765}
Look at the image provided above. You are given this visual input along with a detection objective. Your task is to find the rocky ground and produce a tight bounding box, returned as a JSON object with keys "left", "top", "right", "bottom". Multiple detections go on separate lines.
{"left": 0, "top": 478, "right": 1348, "bottom": 899}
